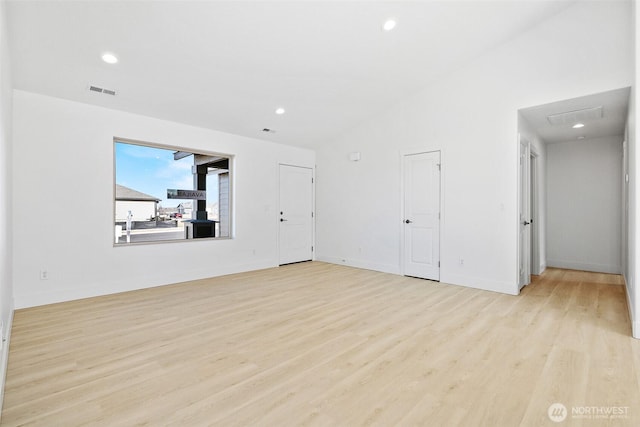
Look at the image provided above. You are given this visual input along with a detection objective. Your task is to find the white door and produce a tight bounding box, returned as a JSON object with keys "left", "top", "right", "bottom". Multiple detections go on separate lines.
{"left": 279, "top": 164, "right": 313, "bottom": 265}
{"left": 519, "top": 139, "right": 531, "bottom": 288}
{"left": 403, "top": 151, "right": 440, "bottom": 280}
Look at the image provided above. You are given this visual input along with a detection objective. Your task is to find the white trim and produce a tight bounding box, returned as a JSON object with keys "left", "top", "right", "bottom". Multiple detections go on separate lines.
{"left": 0, "top": 305, "right": 14, "bottom": 420}
{"left": 316, "top": 256, "right": 400, "bottom": 275}
{"left": 546, "top": 260, "right": 621, "bottom": 275}
{"left": 539, "top": 263, "right": 547, "bottom": 275}
{"left": 15, "top": 259, "right": 275, "bottom": 309}
{"left": 312, "top": 166, "right": 316, "bottom": 261}
{"left": 318, "top": 257, "right": 517, "bottom": 296}
{"left": 517, "top": 135, "right": 531, "bottom": 288}
{"left": 441, "top": 273, "right": 519, "bottom": 296}
{"left": 624, "top": 277, "right": 639, "bottom": 339}
{"left": 529, "top": 149, "right": 541, "bottom": 275}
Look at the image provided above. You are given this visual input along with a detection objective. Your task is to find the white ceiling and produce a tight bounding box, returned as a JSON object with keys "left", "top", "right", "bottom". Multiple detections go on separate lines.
{"left": 519, "top": 87, "right": 630, "bottom": 144}
{"left": 7, "top": 1, "right": 576, "bottom": 148}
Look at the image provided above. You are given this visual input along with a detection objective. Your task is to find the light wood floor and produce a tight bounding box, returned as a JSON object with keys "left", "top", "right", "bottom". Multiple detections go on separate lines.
{"left": 2, "top": 262, "right": 639, "bottom": 426}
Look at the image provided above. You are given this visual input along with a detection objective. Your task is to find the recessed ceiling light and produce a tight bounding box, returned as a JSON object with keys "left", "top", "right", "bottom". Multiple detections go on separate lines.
{"left": 572, "top": 123, "right": 585, "bottom": 129}
{"left": 275, "top": 108, "right": 285, "bottom": 115}
{"left": 101, "top": 53, "right": 118, "bottom": 64}
{"left": 382, "top": 19, "right": 397, "bottom": 32}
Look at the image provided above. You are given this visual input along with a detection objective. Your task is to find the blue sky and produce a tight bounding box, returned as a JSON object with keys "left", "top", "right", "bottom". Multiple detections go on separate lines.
{"left": 115, "top": 142, "right": 218, "bottom": 208}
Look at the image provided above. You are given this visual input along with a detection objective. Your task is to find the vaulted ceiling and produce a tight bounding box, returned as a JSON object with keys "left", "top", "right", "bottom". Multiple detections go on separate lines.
{"left": 7, "top": 1, "right": 575, "bottom": 147}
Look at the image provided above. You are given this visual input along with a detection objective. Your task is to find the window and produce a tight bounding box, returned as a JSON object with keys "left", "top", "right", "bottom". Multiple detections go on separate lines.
{"left": 114, "top": 139, "right": 232, "bottom": 245}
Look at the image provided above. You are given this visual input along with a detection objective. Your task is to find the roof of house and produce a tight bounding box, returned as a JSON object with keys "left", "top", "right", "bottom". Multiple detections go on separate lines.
{"left": 115, "top": 184, "right": 161, "bottom": 202}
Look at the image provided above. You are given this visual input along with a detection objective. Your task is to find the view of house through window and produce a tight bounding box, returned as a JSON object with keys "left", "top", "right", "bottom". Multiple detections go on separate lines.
{"left": 114, "top": 140, "right": 232, "bottom": 245}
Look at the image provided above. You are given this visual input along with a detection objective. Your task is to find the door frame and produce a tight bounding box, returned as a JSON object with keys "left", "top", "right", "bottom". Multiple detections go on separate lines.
{"left": 518, "top": 136, "right": 531, "bottom": 288}
{"left": 277, "top": 163, "right": 316, "bottom": 264}
{"left": 621, "top": 138, "right": 629, "bottom": 279}
{"left": 529, "top": 147, "right": 541, "bottom": 276}
{"left": 399, "top": 148, "right": 444, "bottom": 278}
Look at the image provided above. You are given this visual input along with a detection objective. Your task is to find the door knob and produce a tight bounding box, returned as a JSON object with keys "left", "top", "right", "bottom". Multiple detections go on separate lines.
{"left": 523, "top": 221, "right": 530, "bottom": 225}
{"left": 405, "top": 219, "right": 412, "bottom": 224}
{"left": 280, "top": 218, "right": 288, "bottom": 222}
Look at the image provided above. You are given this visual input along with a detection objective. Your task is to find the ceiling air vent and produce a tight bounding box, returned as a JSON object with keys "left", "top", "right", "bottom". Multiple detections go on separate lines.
{"left": 88, "top": 85, "right": 116, "bottom": 96}
{"left": 547, "top": 106, "right": 603, "bottom": 126}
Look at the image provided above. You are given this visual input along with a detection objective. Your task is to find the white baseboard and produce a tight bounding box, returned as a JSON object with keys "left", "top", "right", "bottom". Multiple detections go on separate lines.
{"left": 623, "top": 276, "right": 639, "bottom": 339}
{"left": 0, "top": 306, "right": 14, "bottom": 421}
{"left": 317, "top": 256, "right": 519, "bottom": 295}
{"left": 443, "top": 273, "right": 519, "bottom": 296}
{"left": 315, "top": 256, "right": 400, "bottom": 275}
{"left": 15, "top": 260, "right": 277, "bottom": 309}
{"left": 532, "top": 263, "right": 547, "bottom": 275}
{"left": 547, "top": 260, "right": 620, "bottom": 275}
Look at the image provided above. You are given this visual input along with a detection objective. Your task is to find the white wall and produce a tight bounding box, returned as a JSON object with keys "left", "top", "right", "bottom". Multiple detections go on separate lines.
{"left": 518, "top": 114, "right": 547, "bottom": 275}
{"left": 627, "top": 0, "right": 639, "bottom": 338}
{"left": 0, "top": 0, "right": 13, "bottom": 413}
{"left": 315, "top": 1, "right": 632, "bottom": 295}
{"left": 546, "top": 137, "right": 623, "bottom": 274}
{"left": 12, "top": 90, "right": 315, "bottom": 308}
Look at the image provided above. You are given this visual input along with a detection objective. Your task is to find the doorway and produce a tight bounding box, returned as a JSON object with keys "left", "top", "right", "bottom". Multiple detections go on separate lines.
{"left": 518, "top": 138, "right": 531, "bottom": 288}
{"left": 518, "top": 141, "right": 541, "bottom": 287}
{"left": 402, "top": 151, "right": 441, "bottom": 281}
{"left": 518, "top": 87, "right": 630, "bottom": 281}
{"left": 278, "top": 164, "right": 314, "bottom": 265}
{"left": 529, "top": 149, "right": 540, "bottom": 276}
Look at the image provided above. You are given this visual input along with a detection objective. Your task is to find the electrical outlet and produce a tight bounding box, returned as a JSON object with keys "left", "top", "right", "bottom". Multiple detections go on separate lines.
{"left": 40, "top": 270, "right": 48, "bottom": 280}
{"left": 459, "top": 258, "right": 464, "bottom": 266}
